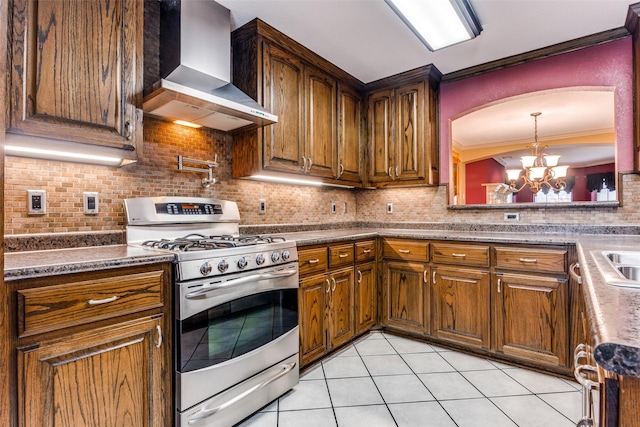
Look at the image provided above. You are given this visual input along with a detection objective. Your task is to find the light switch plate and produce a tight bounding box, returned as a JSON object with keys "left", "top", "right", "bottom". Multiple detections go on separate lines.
{"left": 83, "top": 192, "right": 99, "bottom": 214}
{"left": 27, "top": 190, "right": 46, "bottom": 215}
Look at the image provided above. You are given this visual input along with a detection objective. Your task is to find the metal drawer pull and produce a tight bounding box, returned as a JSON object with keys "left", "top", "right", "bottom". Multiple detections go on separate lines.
{"left": 326, "top": 279, "right": 331, "bottom": 293}
{"left": 308, "top": 157, "right": 313, "bottom": 171}
{"left": 398, "top": 249, "right": 411, "bottom": 254}
{"left": 519, "top": 258, "right": 538, "bottom": 263}
{"left": 395, "top": 166, "right": 399, "bottom": 177}
{"left": 357, "top": 270, "right": 362, "bottom": 283}
{"left": 423, "top": 270, "right": 428, "bottom": 284}
{"left": 301, "top": 157, "right": 307, "bottom": 171}
{"left": 308, "top": 259, "right": 320, "bottom": 264}
{"left": 570, "top": 262, "right": 583, "bottom": 285}
{"left": 388, "top": 167, "right": 393, "bottom": 177}
{"left": 339, "top": 163, "right": 345, "bottom": 177}
{"left": 188, "top": 362, "right": 296, "bottom": 425}
{"left": 331, "top": 277, "right": 337, "bottom": 291}
{"left": 88, "top": 295, "right": 119, "bottom": 305}
{"left": 452, "top": 253, "right": 466, "bottom": 258}
{"left": 155, "top": 325, "right": 162, "bottom": 348}
{"left": 363, "top": 249, "right": 372, "bottom": 254}
{"left": 497, "top": 278, "right": 502, "bottom": 293}
{"left": 432, "top": 270, "right": 436, "bottom": 284}
{"left": 339, "top": 253, "right": 349, "bottom": 258}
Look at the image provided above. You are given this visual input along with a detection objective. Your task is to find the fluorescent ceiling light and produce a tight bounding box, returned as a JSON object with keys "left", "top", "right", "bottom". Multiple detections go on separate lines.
{"left": 385, "top": 0, "right": 482, "bottom": 51}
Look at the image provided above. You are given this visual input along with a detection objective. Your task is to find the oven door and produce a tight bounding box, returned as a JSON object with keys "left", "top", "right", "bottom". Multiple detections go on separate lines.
{"left": 176, "top": 263, "right": 299, "bottom": 413}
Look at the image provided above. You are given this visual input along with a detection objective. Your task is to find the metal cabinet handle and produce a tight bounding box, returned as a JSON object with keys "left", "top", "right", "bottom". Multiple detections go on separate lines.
{"left": 325, "top": 278, "right": 331, "bottom": 293}
{"left": 432, "top": 270, "right": 436, "bottom": 284}
{"left": 88, "top": 295, "right": 119, "bottom": 305}
{"left": 331, "top": 277, "right": 336, "bottom": 291}
{"left": 497, "top": 278, "right": 502, "bottom": 293}
{"left": 188, "top": 362, "right": 296, "bottom": 425}
{"left": 388, "top": 167, "right": 393, "bottom": 177}
{"left": 363, "top": 249, "right": 372, "bottom": 254}
{"left": 338, "top": 163, "right": 345, "bottom": 178}
{"left": 570, "top": 262, "right": 583, "bottom": 285}
{"left": 357, "top": 270, "right": 362, "bottom": 283}
{"left": 398, "top": 249, "right": 411, "bottom": 254}
{"left": 301, "top": 157, "right": 307, "bottom": 171}
{"left": 124, "top": 121, "right": 132, "bottom": 140}
{"left": 308, "top": 157, "right": 313, "bottom": 171}
{"left": 339, "top": 253, "right": 349, "bottom": 258}
{"left": 395, "top": 166, "right": 399, "bottom": 177}
{"left": 308, "top": 259, "right": 320, "bottom": 264}
{"left": 574, "top": 364, "right": 599, "bottom": 390}
{"left": 423, "top": 270, "right": 428, "bottom": 284}
{"left": 452, "top": 253, "right": 466, "bottom": 258}
{"left": 155, "top": 325, "right": 162, "bottom": 348}
{"left": 519, "top": 258, "right": 538, "bottom": 263}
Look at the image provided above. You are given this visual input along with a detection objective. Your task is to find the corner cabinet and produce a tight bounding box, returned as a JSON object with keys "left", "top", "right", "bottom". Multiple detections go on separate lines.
{"left": 11, "top": 263, "right": 172, "bottom": 427}
{"left": 8, "top": 0, "right": 143, "bottom": 155}
{"left": 232, "top": 19, "right": 364, "bottom": 185}
{"left": 366, "top": 66, "right": 441, "bottom": 187}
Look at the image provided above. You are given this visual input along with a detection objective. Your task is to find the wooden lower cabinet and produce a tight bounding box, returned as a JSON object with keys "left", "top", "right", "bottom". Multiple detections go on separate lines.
{"left": 382, "top": 260, "right": 429, "bottom": 334}
{"left": 493, "top": 272, "right": 569, "bottom": 369}
{"left": 18, "top": 316, "right": 166, "bottom": 427}
{"left": 355, "top": 261, "right": 376, "bottom": 335}
{"left": 299, "top": 268, "right": 355, "bottom": 366}
{"left": 431, "top": 267, "right": 490, "bottom": 349}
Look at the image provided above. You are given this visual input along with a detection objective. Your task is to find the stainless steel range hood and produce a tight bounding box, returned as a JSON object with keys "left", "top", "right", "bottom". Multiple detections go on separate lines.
{"left": 144, "top": 0, "right": 277, "bottom": 132}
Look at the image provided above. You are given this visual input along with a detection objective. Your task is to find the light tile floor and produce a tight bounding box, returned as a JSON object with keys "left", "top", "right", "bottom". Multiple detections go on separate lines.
{"left": 237, "top": 332, "right": 584, "bottom": 427}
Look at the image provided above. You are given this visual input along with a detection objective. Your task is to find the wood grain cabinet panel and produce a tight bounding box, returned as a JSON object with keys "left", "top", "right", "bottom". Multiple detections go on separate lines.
{"left": 431, "top": 243, "right": 490, "bottom": 267}
{"left": 355, "top": 261, "right": 376, "bottom": 335}
{"left": 368, "top": 89, "right": 394, "bottom": 183}
{"left": 494, "top": 272, "right": 569, "bottom": 368}
{"left": 329, "top": 243, "right": 355, "bottom": 269}
{"left": 299, "top": 273, "right": 329, "bottom": 366}
{"left": 495, "top": 247, "right": 567, "bottom": 273}
{"left": 8, "top": 0, "right": 143, "bottom": 153}
{"left": 337, "top": 84, "right": 363, "bottom": 182}
{"left": 327, "top": 268, "right": 355, "bottom": 349}
{"left": 298, "top": 246, "right": 328, "bottom": 276}
{"left": 382, "top": 260, "right": 429, "bottom": 334}
{"left": 305, "top": 66, "right": 337, "bottom": 178}
{"left": 355, "top": 240, "right": 376, "bottom": 263}
{"left": 18, "top": 317, "right": 166, "bottom": 427}
{"left": 431, "top": 267, "right": 490, "bottom": 349}
{"left": 394, "top": 83, "right": 425, "bottom": 182}
{"left": 383, "top": 239, "right": 429, "bottom": 262}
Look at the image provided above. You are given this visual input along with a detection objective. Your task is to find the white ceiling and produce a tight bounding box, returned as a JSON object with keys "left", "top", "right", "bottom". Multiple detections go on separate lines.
{"left": 217, "top": 0, "right": 637, "bottom": 83}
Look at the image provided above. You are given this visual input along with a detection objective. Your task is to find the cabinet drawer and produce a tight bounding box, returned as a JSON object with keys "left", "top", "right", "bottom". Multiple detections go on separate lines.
{"left": 495, "top": 247, "right": 567, "bottom": 273}
{"left": 329, "top": 244, "right": 355, "bottom": 268}
{"left": 18, "top": 270, "right": 165, "bottom": 338}
{"left": 383, "top": 239, "right": 429, "bottom": 261}
{"left": 432, "top": 243, "right": 489, "bottom": 267}
{"left": 355, "top": 240, "right": 376, "bottom": 262}
{"left": 298, "top": 247, "right": 328, "bottom": 276}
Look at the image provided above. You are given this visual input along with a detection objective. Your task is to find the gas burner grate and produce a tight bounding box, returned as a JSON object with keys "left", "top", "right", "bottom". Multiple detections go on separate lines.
{"left": 140, "top": 234, "right": 286, "bottom": 252}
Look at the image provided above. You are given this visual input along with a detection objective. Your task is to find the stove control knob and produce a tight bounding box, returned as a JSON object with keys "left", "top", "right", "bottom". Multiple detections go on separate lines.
{"left": 282, "top": 249, "right": 290, "bottom": 261}
{"left": 271, "top": 252, "right": 280, "bottom": 263}
{"left": 218, "top": 259, "right": 229, "bottom": 273}
{"left": 200, "top": 262, "right": 213, "bottom": 276}
{"left": 237, "top": 257, "right": 248, "bottom": 269}
{"left": 256, "top": 253, "right": 265, "bottom": 265}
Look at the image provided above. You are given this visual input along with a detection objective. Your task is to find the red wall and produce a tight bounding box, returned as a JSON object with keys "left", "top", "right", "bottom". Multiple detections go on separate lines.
{"left": 465, "top": 158, "right": 505, "bottom": 204}
{"left": 440, "top": 38, "right": 633, "bottom": 186}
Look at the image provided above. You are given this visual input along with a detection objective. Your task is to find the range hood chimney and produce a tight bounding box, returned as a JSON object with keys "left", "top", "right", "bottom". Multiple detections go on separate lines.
{"left": 143, "top": 0, "right": 277, "bottom": 132}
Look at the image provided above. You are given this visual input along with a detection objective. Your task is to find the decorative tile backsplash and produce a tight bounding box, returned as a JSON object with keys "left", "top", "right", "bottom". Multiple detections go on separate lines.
{"left": 4, "top": 117, "right": 640, "bottom": 237}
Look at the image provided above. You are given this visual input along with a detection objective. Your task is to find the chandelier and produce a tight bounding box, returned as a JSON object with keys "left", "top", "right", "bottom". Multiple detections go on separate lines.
{"left": 505, "top": 112, "right": 569, "bottom": 194}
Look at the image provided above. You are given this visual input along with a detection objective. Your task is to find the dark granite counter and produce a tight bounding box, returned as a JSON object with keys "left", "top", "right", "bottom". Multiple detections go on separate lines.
{"left": 4, "top": 245, "right": 175, "bottom": 281}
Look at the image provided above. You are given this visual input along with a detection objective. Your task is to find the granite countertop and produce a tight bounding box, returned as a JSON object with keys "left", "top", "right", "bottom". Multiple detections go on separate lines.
{"left": 4, "top": 245, "right": 175, "bottom": 281}
{"left": 5, "top": 228, "right": 640, "bottom": 377}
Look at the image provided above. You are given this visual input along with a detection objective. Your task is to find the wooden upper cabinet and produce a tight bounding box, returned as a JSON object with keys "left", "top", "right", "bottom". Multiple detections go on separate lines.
{"left": 365, "top": 65, "right": 441, "bottom": 187}
{"left": 338, "top": 84, "right": 363, "bottom": 182}
{"left": 305, "top": 67, "right": 337, "bottom": 178}
{"left": 263, "top": 42, "right": 305, "bottom": 174}
{"left": 8, "top": 0, "right": 143, "bottom": 153}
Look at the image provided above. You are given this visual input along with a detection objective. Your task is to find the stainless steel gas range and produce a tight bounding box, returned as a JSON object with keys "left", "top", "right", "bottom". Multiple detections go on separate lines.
{"left": 124, "top": 197, "right": 299, "bottom": 427}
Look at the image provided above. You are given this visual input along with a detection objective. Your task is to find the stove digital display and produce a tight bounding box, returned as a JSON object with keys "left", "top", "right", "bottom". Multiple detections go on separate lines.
{"left": 155, "top": 203, "right": 223, "bottom": 215}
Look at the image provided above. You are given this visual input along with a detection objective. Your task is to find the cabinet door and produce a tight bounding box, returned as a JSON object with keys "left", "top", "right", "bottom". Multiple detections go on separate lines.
{"left": 263, "top": 42, "right": 305, "bottom": 173}
{"left": 305, "top": 67, "right": 336, "bottom": 178}
{"left": 394, "top": 82, "right": 425, "bottom": 181}
{"left": 368, "top": 89, "right": 394, "bottom": 183}
{"left": 18, "top": 317, "right": 167, "bottom": 427}
{"left": 355, "top": 262, "right": 377, "bottom": 335}
{"left": 9, "top": 0, "right": 143, "bottom": 150}
{"left": 328, "top": 268, "right": 355, "bottom": 348}
{"left": 299, "top": 274, "right": 329, "bottom": 366}
{"left": 432, "top": 267, "right": 490, "bottom": 349}
{"left": 337, "top": 84, "right": 362, "bottom": 182}
{"left": 382, "top": 261, "right": 429, "bottom": 334}
{"left": 494, "top": 273, "right": 569, "bottom": 368}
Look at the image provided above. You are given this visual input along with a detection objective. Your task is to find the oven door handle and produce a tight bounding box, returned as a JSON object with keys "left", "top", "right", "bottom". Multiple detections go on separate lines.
{"left": 187, "top": 361, "right": 297, "bottom": 425}
{"left": 185, "top": 268, "right": 298, "bottom": 299}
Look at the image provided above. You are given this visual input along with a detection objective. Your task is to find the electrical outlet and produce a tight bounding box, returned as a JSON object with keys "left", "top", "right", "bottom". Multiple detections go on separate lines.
{"left": 387, "top": 202, "right": 393, "bottom": 214}
{"left": 259, "top": 199, "right": 266, "bottom": 214}
{"left": 27, "top": 190, "right": 46, "bottom": 215}
{"left": 331, "top": 202, "right": 337, "bottom": 214}
{"left": 84, "top": 192, "right": 99, "bottom": 214}
{"left": 504, "top": 212, "right": 520, "bottom": 221}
